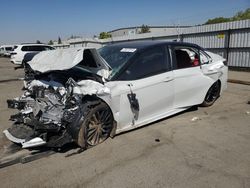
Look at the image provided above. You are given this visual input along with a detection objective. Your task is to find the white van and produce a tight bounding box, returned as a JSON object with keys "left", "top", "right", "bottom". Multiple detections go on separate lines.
{"left": 0, "top": 45, "right": 14, "bottom": 57}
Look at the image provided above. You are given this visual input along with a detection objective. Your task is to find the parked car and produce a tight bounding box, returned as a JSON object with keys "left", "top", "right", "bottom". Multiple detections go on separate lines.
{"left": 0, "top": 45, "right": 14, "bottom": 57}
{"left": 4, "top": 41, "right": 228, "bottom": 149}
{"left": 10, "top": 44, "right": 55, "bottom": 65}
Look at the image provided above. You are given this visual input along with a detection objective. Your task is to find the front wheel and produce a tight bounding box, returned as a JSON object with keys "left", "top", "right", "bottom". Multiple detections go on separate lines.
{"left": 77, "top": 102, "right": 113, "bottom": 148}
{"left": 201, "top": 81, "right": 221, "bottom": 107}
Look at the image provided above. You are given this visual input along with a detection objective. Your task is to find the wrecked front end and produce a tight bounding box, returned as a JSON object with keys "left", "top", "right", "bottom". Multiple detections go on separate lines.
{"left": 5, "top": 77, "right": 91, "bottom": 148}
{"left": 4, "top": 48, "right": 114, "bottom": 149}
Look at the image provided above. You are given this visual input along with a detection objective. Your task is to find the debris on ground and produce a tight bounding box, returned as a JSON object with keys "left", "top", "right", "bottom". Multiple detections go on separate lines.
{"left": 246, "top": 111, "right": 250, "bottom": 115}
{"left": 191, "top": 117, "right": 201, "bottom": 122}
{"left": 155, "top": 139, "right": 160, "bottom": 142}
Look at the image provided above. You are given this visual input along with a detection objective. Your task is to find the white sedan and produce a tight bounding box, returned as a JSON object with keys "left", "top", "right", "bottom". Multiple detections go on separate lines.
{"left": 4, "top": 41, "right": 228, "bottom": 149}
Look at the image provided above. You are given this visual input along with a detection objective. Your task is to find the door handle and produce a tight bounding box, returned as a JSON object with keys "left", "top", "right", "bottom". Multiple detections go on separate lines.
{"left": 208, "top": 69, "right": 218, "bottom": 72}
{"left": 163, "top": 77, "right": 174, "bottom": 82}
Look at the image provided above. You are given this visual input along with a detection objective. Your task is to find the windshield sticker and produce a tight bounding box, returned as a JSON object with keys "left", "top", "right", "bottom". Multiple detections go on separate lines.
{"left": 120, "top": 48, "right": 137, "bottom": 53}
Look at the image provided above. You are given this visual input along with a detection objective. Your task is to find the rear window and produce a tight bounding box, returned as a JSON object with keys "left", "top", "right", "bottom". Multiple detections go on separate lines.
{"left": 5, "top": 47, "right": 12, "bottom": 51}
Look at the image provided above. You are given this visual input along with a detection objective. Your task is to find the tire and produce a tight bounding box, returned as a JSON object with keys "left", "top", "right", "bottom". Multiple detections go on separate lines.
{"left": 77, "top": 102, "right": 113, "bottom": 148}
{"left": 201, "top": 81, "right": 221, "bottom": 107}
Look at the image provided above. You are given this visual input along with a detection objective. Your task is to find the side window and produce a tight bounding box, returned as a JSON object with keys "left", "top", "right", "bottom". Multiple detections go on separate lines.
{"left": 119, "top": 46, "right": 167, "bottom": 80}
{"left": 28, "top": 46, "right": 38, "bottom": 51}
{"left": 44, "top": 46, "right": 55, "bottom": 51}
{"left": 22, "top": 46, "right": 46, "bottom": 51}
{"left": 21, "top": 46, "right": 29, "bottom": 51}
{"left": 78, "top": 49, "right": 97, "bottom": 68}
{"left": 173, "top": 47, "right": 200, "bottom": 69}
{"left": 36, "top": 46, "right": 45, "bottom": 51}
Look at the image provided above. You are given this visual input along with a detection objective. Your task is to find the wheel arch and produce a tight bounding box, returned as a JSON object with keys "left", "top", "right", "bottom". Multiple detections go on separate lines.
{"left": 217, "top": 79, "right": 222, "bottom": 95}
{"left": 200, "top": 79, "right": 221, "bottom": 107}
{"left": 81, "top": 95, "right": 117, "bottom": 137}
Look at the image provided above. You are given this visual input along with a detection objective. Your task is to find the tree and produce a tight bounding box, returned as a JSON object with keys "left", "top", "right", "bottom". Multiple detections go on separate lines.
{"left": 204, "top": 8, "right": 250, "bottom": 25}
{"left": 139, "top": 24, "right": 150, "bottom": 34}
{"left": 48, "top": 40, "right": 54, "bottom": 45}
{"left": 58, "top": 37, "right": 62, "bottom": 44}
{"left": 205, "top": 17, "right": 231, "bottom": 24}
{"left": 99, "top": 32, "right": 112, "bottom": 39}
{"left": 232, "top": 8, "right": 250, "bottom": 20}
{"left": 36, "top": 40, "right": 42, "bottom": 44}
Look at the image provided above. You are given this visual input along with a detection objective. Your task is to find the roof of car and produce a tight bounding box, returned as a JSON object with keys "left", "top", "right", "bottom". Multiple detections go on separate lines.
{"left": 105, "top": 40, "right": 200, "bottom": 50}
{"left": 16, "top": 44, "right": 52, "bottom": 47}
{"left": 0, "top": 45, "right": 14, "bottom": 48}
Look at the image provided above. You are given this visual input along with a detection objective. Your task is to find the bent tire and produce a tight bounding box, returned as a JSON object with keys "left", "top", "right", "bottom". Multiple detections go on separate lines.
{"left": 201, "top": 81, "right": 221, "bottom": 107}
{"left": 77, "top": 102, "right": 113, "bottom": 148}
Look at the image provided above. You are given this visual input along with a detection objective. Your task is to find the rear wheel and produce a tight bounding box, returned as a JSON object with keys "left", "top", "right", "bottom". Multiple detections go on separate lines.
{"left": 78, "top": 102, "right": 113, "bottom": 148}
{"left": 201, "top": 81, "right": 221, "bottom": 107}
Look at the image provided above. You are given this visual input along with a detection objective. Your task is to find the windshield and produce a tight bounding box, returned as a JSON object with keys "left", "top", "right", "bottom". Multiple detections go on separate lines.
{"left": 98, "top": 45, "right": 136, "bottom": 78}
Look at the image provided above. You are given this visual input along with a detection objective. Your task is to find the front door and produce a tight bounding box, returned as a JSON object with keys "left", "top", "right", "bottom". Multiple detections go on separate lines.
{"left": 109, "top": 46, "right": 174, "bottom": 132}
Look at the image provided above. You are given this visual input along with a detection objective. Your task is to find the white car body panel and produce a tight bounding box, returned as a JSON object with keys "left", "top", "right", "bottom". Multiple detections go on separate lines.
{"left": 173, "top": 66, "right": 213, "bottom": 108}
{"left": 102, "top": 53, "right": 227, "bottom": 134}
{"left": 11, "top": 50, "right": 24, "bottom": 64}
{"left": 10, "top": 45, "right": 25, "bottom": 64}
{"left": 203, "top": 51, "right": 228, "bottom": 92}
{"left": 24, "top": 45, "right": 228, "bottom": 136}
{"left": 104, "top": 71, "right": 174, "bottom": 132}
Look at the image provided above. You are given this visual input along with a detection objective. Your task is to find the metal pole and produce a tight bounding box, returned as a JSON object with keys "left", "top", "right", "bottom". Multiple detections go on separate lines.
{"left": 226, "top": 29, "right": 231, "bottom": 61}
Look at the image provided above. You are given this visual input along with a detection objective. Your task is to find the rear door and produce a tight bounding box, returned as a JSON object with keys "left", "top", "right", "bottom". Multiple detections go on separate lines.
{"left": 171, "top": 45, "right": 212, "bottom": 108}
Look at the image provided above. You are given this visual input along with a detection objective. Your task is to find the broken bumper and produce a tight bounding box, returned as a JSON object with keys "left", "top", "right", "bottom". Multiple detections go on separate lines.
{"left": 3, "top": 129, "right": 46, "bottom": 149}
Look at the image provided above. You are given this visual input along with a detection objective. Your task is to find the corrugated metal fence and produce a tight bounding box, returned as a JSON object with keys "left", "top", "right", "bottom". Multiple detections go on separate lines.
{"left": 181, "top": 21, "right": 250, "bottom": 67}
{"left": 60, "top": 19, "right": 250, "bottom": 68}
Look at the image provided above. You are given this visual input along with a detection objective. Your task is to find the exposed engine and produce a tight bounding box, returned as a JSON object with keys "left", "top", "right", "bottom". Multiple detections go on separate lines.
{"left": 4, "top": 62, "right": 110, "bottom": 149}
{"left": 4, "top": 48, "right": 113, "bottom": 149}
{"left": 5, "top": 76, "right": 80, "bottom": 148}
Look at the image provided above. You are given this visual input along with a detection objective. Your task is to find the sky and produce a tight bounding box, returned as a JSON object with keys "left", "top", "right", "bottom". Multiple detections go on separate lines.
{"left": 0, "top": 0, "right": 249, "bottom": 45}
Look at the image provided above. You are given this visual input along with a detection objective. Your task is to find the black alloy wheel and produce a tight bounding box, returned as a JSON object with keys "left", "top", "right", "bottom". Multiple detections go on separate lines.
{"left": 201, "top": 81, "right": 221, "bottom": 107}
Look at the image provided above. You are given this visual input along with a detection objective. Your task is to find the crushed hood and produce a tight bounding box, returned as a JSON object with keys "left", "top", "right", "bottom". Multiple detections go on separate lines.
{"left": 28, "top": 48, "right": 84, "bottom": 73}
{"left": 28, "top": 48, "right": 111, "bottom": 79}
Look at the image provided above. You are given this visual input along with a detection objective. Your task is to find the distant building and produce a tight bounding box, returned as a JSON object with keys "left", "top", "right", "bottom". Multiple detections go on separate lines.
{"left": 108, "top": 26, "right": 190, "bottom": 37}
